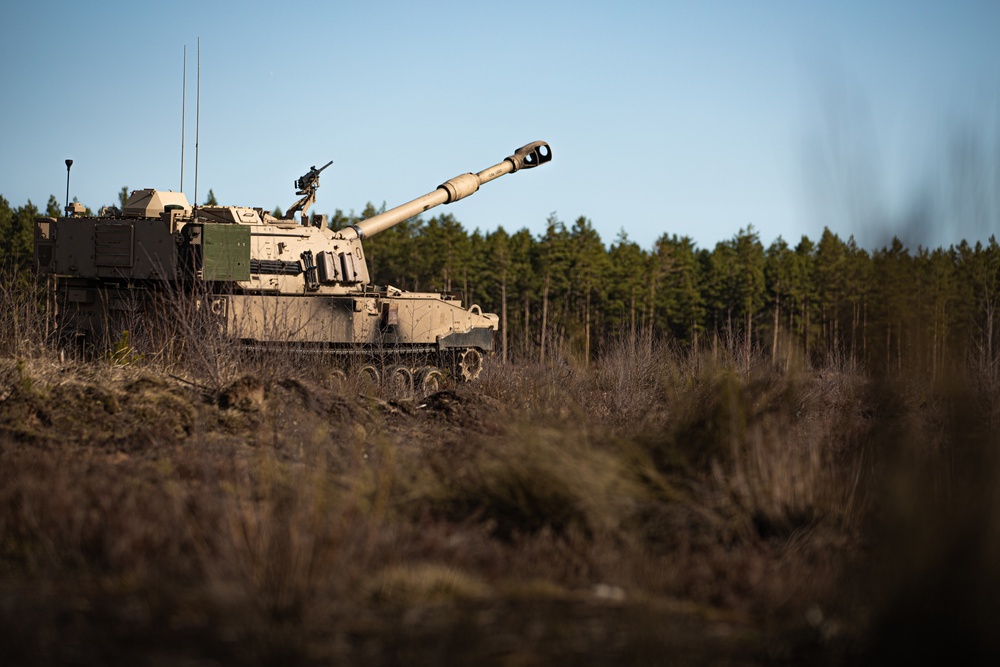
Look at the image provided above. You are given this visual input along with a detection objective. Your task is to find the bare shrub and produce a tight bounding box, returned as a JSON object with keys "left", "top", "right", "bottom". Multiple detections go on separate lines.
{"left": 0, "top": 443, "right": 198, "bottom": 578}
{"left": 588, "top": 330, "right": 668, "bottom": 426}
{"left": 424, "top": 425, "right": 645, "bottom": 541}
{"left": 718, "top": 419, "right": 856, "bottom": 538}
{"left": 189, "top": 450, "right": 367, "bottom": 625}
{"left": 0, "top": 276, "right": 50, "bottom": 358}
{"left": 664, "top": 361, "right": 873, "bottom": 537}
{"left": 476, "top": 356, "right": 590, "bottom": 421}
{"left": 156, "top": 284, "right": 245, "bottom": 393}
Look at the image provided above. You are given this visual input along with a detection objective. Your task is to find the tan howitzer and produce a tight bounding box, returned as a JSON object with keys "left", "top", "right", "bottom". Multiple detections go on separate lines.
{"left": 35, "top": 139, "right": 552, "bottom": 384}
{"left": 338, "top": 140, "right": 551, "bottom": 240}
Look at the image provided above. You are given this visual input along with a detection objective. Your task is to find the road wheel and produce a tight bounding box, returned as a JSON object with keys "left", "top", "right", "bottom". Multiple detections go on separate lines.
{"left": 416, "top": 366, "right": 443, "bottom": 393}
{"left": 385, "top": 365, "right": 414, "bottom": 394}
{"left": 357, "top": 364, "right": 380, "bottom": 389}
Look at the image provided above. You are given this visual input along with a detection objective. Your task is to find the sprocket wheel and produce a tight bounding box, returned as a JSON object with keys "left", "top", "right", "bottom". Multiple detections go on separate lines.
{"left": 457, "top": 348, "right": 483, "bottom": 382}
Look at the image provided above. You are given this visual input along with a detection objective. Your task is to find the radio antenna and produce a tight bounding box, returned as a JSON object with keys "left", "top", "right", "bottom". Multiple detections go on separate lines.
{"left": 180, "top": 45, "right": 186, "bottom": 193}
{"left": 194, "top": 37, "right": 200, "bottom": 210}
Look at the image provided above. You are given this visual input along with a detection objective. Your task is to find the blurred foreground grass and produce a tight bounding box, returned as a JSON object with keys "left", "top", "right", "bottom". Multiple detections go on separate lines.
{"left": 1, "top": 339, "right": 998, "bottom": 665}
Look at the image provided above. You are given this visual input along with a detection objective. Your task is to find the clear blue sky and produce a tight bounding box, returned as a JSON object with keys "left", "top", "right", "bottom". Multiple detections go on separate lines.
{"left": 2, "top": 1, "right": 998, "bottom": 251}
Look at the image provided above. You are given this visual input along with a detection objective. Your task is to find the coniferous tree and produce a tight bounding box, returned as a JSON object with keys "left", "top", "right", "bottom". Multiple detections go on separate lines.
{"left": 421, "top": 213, "right": 469, "bottom": 293}
{"left": 536, "top": 215, "right": 571, "bottom": 362}
{"left": 731, "top": 227, "right": 766, "bottom": 368}
{"left": 958, "top": 237, "right": 1000, "bottom": 375}
{"left": 45, "top": 196, "right": 61, "bottom": 218}
{"left": 843, "top": 236, "right": 872, "bottom": 365}
{"left": 791, "top": 236, "right": 817, "bottom": 358}
{"left": 6, "top": 201, "right": 39, "bottom": 284}
{"left": 765, "top": 237, "right": 795, "bottom": 362}
{"left": 486, "top": 227, "right": 513, "bottom": 362}
{"left": 815, "top": 228, "right": 848, "bottom": 361}
{"left": 466, "top": 229, "right": 488, "bottom": 309}
{"left": 873, "top": 237, "right": 913, "bottom": 372}
{"left": 653, "top": 234, "right": 704, "bottom": 349}
{"left": 607, "top": 230, "right": 650, "bottom": 349}
{"left": 568, "top": 216, "right": 606, "bottom": 362}
{"left": 508, "top": 228, "right": 537, "bottom": 359}
{"left": 0, "top": 195, "right": 14, "bottom": 273}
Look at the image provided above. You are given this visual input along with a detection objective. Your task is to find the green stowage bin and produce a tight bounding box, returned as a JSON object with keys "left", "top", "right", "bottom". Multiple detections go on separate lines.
{"left": 202, "top": 223, "right": 251, "bottom": 281}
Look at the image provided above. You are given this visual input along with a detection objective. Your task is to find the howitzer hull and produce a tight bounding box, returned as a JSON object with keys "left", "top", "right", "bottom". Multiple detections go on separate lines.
{"left": 49, "top": 278, "right": 495, "bottom": 384}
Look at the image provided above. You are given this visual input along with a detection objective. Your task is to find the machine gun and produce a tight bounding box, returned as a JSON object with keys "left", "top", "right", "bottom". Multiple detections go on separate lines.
{"left": 283, "top": 159, "right": 333, "bottom": 222}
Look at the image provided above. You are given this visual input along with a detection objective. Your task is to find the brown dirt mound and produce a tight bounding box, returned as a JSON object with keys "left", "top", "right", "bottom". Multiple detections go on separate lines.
{"left": 415, "top": 388, "right": 507, "bottom": 433}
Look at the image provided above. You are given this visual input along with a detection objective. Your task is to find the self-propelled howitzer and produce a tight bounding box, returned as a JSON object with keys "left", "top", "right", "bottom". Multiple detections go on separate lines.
{"left": 34, "top": 141, "right": 552, "bottom": 387}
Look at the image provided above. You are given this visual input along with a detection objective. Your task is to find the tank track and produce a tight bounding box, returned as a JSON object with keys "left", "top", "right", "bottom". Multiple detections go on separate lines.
{"left": 242, "top": 341, "right": 486, "bottom": 389}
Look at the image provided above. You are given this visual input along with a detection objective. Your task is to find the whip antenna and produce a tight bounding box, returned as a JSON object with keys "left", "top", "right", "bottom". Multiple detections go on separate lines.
{"left": 194, "top": 37, "right": 200, "bottom": 210}
{"left": 180, "top": 45, "right": 186, "bottom": 193}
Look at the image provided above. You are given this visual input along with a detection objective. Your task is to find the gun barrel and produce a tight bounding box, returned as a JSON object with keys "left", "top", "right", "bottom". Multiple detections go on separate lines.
{"left": 339, "top": 141, "right": 551, "bottom": 240}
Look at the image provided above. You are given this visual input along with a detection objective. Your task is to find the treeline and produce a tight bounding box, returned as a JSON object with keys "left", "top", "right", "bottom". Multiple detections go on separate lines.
{"left": 4, "top": 193, "right": 1000, "bottom": 374}
{"left": 354, "top": 206, "right": 1000, "bottom": 376}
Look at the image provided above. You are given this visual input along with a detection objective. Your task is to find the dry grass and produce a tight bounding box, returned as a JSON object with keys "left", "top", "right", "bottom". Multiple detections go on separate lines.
{"left": 2, "top": 281, "right": 1000, "bottom": 664}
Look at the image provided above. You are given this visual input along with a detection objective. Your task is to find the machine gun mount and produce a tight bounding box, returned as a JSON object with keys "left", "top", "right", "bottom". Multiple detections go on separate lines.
{"left": 283, "top": 159, "right": 333, "bottom": 222}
